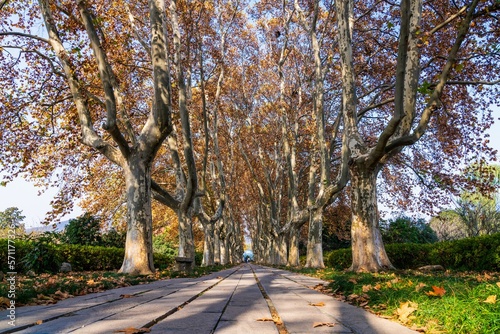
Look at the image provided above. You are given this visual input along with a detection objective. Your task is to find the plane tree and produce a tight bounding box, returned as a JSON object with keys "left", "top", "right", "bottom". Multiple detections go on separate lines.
{"left": 334, "top": 0, "right": 500, "bottom": 272}
{"left": 1, "top": 0, "right": 185, "bottom": 274}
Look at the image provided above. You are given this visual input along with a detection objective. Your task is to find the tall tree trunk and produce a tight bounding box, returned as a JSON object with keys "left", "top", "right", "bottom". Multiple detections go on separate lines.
{"left": 177, "top": 210, "right": 195, "bottom": 261}
{"left": 349, "top": 164, "right": 394, "bottom": 272}
{"left": 277, "top": 233, "right": 288, "bottom": 265}
{"left": 262, "top": 234, "right": 272, "bottom": 264}
{"left": 287, "top": 224, "right": 301, "bottom": 266}
{"left": 214, "top": 220, "right": 222, "bottom": 264}
{"left": 220, "top": 237, "right": 228, "bottom": 265}
{"left": 201, "top": 221, "right": 215, "bottom": 266}
{"left": 119, "top": 157, "right": 155, "bottom": 275}
{"left": 306, "top": 207, "right": 325, "bottom": 268}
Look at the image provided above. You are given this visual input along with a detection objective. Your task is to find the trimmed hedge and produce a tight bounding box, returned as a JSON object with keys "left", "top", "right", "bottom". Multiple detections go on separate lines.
{"left": 0, "top": 239, "right": 175, "bottom": 273}
{"left": 326, "top": 233, "right": 500, "bottom": 271}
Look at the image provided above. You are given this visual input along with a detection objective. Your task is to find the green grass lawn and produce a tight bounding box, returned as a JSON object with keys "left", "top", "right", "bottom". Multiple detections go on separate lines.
{"left": 294, "top": 268, "right": 500, "bottom": 333}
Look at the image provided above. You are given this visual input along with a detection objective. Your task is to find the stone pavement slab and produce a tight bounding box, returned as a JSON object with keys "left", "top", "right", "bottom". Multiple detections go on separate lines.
{"left": 1, "top": 264, "right": 418, "bottom": 334}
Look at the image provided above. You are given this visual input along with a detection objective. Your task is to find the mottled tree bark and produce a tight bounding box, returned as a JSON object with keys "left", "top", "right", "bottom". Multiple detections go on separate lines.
{"left": 349, "top": 164, "right": 394, "bottom": 272}
{"left": 287, "top": 224, "right": 301, "bottom": 266}
{"left": 120, "top": 158, "right": 155, "bottom": 274}
{"left": 201, "top": 221, "right": 215, "bottom": 266}
{"left": 305, "top": 207, "right": 325, "bottom": 268}
{"left": 177, "top": 210, "right": 195, "bottom": 260}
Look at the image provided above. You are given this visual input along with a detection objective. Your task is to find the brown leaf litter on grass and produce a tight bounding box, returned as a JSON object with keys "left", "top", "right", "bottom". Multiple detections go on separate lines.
{"left": 483, "top": 295, "right": 496, "bottom": 304}
{"left": 395, "top": 301, "right": 418, "bottom": 324}
{"left": 425, "top": 286, "right": 446, "bottom": 297}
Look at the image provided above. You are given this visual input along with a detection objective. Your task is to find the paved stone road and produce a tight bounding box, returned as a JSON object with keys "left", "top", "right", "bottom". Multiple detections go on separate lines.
{"left": 1, "top": 264, "right": 418, "bottom": 333}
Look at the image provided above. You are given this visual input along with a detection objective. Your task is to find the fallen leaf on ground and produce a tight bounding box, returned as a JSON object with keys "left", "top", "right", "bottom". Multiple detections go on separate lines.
{"left": 120, "top": 294, "right": 134, "bottom": 298}
{"left": 425, "top": 286, "right": 446, "bottom": 297}
{"left": 347, "top": 294, "right": 359, "bottom": 301}
{"left": 496, "top": 282, "right": 500, "bottom": 288}
{"left": 309, "top": 302, "right": 325, "bottom": 307}
{"left": 313, "top": 322, "right": 335, "bottom": 328}
{"left": 362, "top": 284, "right": 372, "bottom": 292}
{"left": 35, "top": 320, "right": 43, "bottom": 325}
{"left": 415, "top": 283, "right": 427, "bottom": 292}
{"left": 395, "top": 301, "right": 418, "bottom": 323}
{"left": 359, "top": 301, "right": 369, "bottom": 307}
{"left": 53, "top": 290, "right": 71, "bottom": 300}
{"left": 391, "top": 278, "right": 400, "bottom": 284}
{"left": 114, "top": 327, "right": 150, "bottom": 334}
{"left": 0, "top": 297, "right": 10, "bottom": 308}
{"left": 484, "top": 295, "right": 497, "bottom": 304}
{"left": 257, "top": 317, "right": 283, "bottom": 325}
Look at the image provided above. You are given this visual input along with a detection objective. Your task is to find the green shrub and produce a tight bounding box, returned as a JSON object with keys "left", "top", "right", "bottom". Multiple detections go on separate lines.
{"left": 57, "top": 244, "right": 124, "bottom": 271}
{"left": 0, "top": 239, "right": 175, "bottom": 273}
{"left": 428, "top": 233, "right": 500, "bottom": 271}
{"left": 63, "top": 214, "right": 102, "bottom": 246}
{"left": 152, "top": 234, "right": 177, "bottom": 257}
{"left": 385, "top": 243, "right": 433, "bottom": 269}
{"left": 325, "top": 248, "right": 352, "bottom": 270}
{"left": 101, "top": 228, "right": 126, "bottom": 248}
{"left": 326, "top": 233, "right": 500, "bottom": 271}
{"left": 381, "top": 216, "right": 438, "bottom": 244}
{"left": 154, "top": 253, "right": 174, "bottom": 270}
{"left": 0, "top": 239, "right": 34, "bottom": 273}
{"left": 195, "top": 251, "right": 203, "bottom": 266}
{"left": 21, "top": 232, "right": 63, "bottom": 273}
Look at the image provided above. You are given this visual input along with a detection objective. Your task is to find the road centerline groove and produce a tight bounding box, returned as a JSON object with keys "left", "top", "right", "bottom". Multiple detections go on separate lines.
{"left": 250, "top": 264, "right": 289, "bottom": 334}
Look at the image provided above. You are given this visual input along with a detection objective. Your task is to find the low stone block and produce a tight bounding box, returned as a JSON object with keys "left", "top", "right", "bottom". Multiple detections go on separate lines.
{"left": 175, "top": 257, "right": 194, "bottom": 272}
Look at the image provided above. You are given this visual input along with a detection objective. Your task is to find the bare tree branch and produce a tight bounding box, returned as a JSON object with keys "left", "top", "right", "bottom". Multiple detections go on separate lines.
{"left": 0, "top": 31, "right": 49, "bottom": 44}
